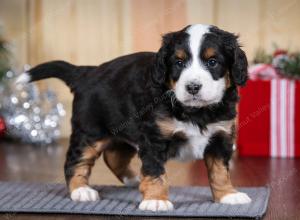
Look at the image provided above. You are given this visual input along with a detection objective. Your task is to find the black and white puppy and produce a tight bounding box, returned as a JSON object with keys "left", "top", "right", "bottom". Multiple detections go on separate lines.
{"left": 17, "top": 24, "right": 251, "bottom": 211}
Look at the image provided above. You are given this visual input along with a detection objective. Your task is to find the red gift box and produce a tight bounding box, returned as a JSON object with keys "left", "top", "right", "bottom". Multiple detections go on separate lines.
{"left": 238, "top": 79, "right": 300, "bottom": 157}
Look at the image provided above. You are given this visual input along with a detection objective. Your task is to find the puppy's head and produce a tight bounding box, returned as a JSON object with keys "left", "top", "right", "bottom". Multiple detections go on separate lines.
{"left": 155, "top": 24, "right": 248, "bottom": 108}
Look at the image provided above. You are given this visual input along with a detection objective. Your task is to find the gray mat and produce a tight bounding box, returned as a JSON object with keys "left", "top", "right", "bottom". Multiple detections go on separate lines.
{"left": 0, "top": 181, "right": 269, "bottom": 218}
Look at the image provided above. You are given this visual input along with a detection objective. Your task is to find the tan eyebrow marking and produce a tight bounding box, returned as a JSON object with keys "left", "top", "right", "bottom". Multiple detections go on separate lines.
{"left": 203, "top": 47, "right": 216, "bottom": 59}
{"left": 175, "top": 49, "right": 187, "bottom": 60}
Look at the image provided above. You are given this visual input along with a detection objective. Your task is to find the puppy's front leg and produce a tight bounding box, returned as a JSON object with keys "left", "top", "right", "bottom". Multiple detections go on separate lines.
{"left": 139, "top": 174, "right": 173, "bottom": 211}
{"left": 138, "top": 147, "right": 173, "bottom": 212}
{"left": 204, "top": 132, "right": 251, "bottom": 205}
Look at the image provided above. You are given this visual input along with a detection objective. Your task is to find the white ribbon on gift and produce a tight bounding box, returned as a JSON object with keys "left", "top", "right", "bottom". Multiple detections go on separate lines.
{"left": 270, "top": 79, "right": 296, "bottom": 158}
{"left": 248, "top": 64, "right": 296, "bottom": 157}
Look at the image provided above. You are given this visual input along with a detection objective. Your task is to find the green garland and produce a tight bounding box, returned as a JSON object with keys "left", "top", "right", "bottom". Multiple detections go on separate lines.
{"left": 281, "top": 53, "right": 300, "bottom": 79}
{"left": 0, "top": 29, "right": 10, "bottom": 82}
{"left": 253, "top": 48, "right": 300, "bottom": 80}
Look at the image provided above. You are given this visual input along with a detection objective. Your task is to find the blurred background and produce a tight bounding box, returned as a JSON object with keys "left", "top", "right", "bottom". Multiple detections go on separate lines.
{"left": 0, "top": 0, "right": 300, "bottom": 138}
{"left": 0, "top": 3, "right": 300, "bottom": 219}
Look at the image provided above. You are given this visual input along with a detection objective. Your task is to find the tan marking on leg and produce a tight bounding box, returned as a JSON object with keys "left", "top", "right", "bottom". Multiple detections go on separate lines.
{"left": 69, "top": 140, "right": 109, "bottom": 192}
{"left": 139, "top": 174, "right": 169, "bottom": 200}
{"left": 156, "top": 118, "right": 176, "bottom": 138}
{"left": 204, "top": 155, "right": 236, "bottom": 202}
{"left": 69, "top": 165, "right": 90, "bottom": 192}
{"left": 81, "top": 141, "right": 105, "bottom": 160}
{"left": 103, "top": 144, "right": 137, "bottom": 183}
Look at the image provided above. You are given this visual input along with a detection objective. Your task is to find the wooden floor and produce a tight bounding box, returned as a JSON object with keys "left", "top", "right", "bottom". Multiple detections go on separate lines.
{"left": 0, "top": 139, "right": 299, "bottom": 220}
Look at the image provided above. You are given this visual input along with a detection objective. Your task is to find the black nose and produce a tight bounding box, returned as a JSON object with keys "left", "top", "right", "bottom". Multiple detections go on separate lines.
{"left": 186, "top": 83, "right": 202, "bottom": 95}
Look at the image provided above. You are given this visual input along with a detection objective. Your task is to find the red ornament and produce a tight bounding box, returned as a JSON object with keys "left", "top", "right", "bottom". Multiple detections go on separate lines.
{"left": 0, "top": 116, "right": 6, "bottom": 137}
{"left": 273, "top": 49, "right": 288, "bottom": 57}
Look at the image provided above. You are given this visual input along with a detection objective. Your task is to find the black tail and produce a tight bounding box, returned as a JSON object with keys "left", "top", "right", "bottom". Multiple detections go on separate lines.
{"left": 16, "top": 60, "right": 97, "bottom": 89}
{"left": 26, "top": 61, "right": 77, "bottom": 87}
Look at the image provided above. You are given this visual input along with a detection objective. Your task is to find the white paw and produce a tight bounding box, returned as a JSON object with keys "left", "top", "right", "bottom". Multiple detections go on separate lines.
{"left": 123, "top": 176, "right": 140, "bottom": 186}
{"left": 139, "top": 200, "right": 174, "bottom": 212}
{"left": 220, "top": 192, "right": 252, "bottom": 205}
{"left": 16, "top": 72, "right": 31, "bottom": 84}
{"left": 71, "top": 186, "right": 100, "bottom": 202}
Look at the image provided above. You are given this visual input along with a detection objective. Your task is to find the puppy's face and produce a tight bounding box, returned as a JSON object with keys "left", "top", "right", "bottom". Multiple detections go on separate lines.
{"left": 156, "top": 24, "right": 248, "bottom": 108}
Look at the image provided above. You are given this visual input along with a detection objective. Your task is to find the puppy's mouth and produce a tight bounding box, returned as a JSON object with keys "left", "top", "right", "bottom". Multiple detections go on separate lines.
{"left": 192, "top": 96, "right": 199, "bottom": 101}
{"left": 183, "top": 94, "right": 216, "bottom": 107}
{"left": 185, "top": 94, "right": 204, "bottom": 102}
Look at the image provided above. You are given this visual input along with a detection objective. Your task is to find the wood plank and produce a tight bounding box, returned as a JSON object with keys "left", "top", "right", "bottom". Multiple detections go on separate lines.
{"left": 131, "top": 0, "right": 187, "bottom": 52}
{"left": 26, "top": 0, "right": 132, "bottom": 138}
{"left": 263, "top": 0, "right": 300, "bottom": 53}
{"left": 214, "top": 0, "right": 261, "bottom": 60}
{"left": 0, "top": 0, "right": 29, "bottom": 67}
{"left": 186, "top": 0, "right": 215, "bottom": 25}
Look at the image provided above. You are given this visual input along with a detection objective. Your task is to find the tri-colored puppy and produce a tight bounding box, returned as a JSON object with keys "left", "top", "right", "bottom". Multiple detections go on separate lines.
{"left": 17, "top": 24, "right": 251, "bottom": 211}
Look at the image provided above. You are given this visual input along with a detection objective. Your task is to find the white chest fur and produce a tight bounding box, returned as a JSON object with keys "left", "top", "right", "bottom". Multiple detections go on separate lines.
{"left": 172, "top": 119, "right": 232, "bottom": 162}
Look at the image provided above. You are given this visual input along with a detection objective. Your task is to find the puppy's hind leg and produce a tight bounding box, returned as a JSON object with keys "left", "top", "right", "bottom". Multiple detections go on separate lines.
{"left": 103, "top": 141, "right": 139, "bottom": 186}
{"left": 64, "top": 133, "right": 110, "bottom": 202}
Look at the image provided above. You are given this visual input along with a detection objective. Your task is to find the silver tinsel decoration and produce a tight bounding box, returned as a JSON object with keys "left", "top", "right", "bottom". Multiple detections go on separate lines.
{"left": 0, "top": 65, "right": 66, "bottom": 144}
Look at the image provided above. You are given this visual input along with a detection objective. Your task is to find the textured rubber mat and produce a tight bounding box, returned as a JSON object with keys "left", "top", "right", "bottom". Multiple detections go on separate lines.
{"left": 0, "top": 181, "right": 269, "bottom": 218}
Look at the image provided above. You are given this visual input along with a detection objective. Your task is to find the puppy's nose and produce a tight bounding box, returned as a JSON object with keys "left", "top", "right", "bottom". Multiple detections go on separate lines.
{"left": 186, "top": 83, "right": 202, "bottom": 95}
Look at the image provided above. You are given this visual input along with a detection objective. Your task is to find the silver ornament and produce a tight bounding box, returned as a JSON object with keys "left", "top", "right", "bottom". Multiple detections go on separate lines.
{"left": 0, "top": 66, "right": 65, "bottom": 144}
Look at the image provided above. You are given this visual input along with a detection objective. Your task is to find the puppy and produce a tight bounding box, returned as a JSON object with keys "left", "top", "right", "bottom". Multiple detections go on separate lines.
{"left": 17, "top": 24, "right": 251, "bottom": 211}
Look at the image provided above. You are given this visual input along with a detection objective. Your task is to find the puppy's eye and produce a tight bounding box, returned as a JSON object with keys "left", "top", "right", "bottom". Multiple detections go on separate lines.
{"left": 175, "top": 60, "right": 185, "bottom": 68}
{"left": 207, "top": 58, "right": 218, "bottom": 67}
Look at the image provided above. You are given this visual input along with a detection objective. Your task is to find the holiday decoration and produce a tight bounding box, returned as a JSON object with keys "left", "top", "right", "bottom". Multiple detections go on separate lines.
{"left": 0, "top": 25, "right": 65, "bottom": 144}
{"left": 252, "top": 48, "right": 300, "bottom": 80}
{"left": 0, "top": 116, "right": 5, "bottom": 137}
{"left": 281, "top": 53, "right": 300, "bottom": 79}
{"left": 0, "top": 26, "right": 10, "bottom": 82}
{"left": 238, "top": 47, "right": 300, "bottom": 158}
{"left": 238, "top": 80, "right": 300, "bottom": 158}
{"left": 0, "top": 66, "right": 66, "bottom": 144}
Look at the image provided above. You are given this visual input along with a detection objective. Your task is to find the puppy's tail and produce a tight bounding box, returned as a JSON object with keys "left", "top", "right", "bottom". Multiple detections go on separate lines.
{"left": 16, "top": 61, "right": 80, "bottom": 88}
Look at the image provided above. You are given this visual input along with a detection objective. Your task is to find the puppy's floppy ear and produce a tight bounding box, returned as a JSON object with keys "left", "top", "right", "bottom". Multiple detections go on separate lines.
{"left": 213, "top": 26, "right": 248, "bottom": 86}
{"left": 230, "top": 43, "right": 248, "bottom": 86}
{"left": 153, "top": 32, "right": 174, "bottom": 85}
